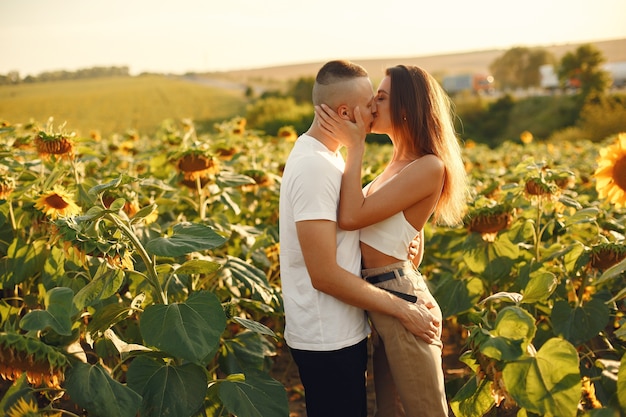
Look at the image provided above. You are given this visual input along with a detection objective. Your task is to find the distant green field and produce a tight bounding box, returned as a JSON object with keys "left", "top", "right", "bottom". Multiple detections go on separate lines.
{"left": 0, "top": 76, "right": 247, "bottom": 137}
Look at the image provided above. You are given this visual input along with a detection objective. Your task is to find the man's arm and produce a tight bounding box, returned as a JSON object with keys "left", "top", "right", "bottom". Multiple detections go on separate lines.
{"left": 296, "top": 219, "right": 440, "bottom": 344}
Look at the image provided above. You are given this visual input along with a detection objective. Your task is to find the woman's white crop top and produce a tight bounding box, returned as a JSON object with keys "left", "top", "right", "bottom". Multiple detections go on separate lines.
{"left": 358, "top": 181, "right": 418, "bottom": 260}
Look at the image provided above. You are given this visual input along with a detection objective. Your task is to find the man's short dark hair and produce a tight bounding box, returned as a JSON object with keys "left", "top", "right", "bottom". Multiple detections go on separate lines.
{"left": 316, "top": 60, "right": 368, "bottom": 85}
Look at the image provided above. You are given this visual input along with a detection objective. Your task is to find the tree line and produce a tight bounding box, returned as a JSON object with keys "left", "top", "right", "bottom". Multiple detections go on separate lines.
{"left": 489, "top": 43, "right": 614, "bottom": 96}
{"left": 0, "top": 66, "right": 131, "bottom": 85}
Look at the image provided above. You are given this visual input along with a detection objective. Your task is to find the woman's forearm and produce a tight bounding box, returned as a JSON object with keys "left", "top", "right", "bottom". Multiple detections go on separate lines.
{"left": 338, "top": 144, "right": 366, "bottom": 230}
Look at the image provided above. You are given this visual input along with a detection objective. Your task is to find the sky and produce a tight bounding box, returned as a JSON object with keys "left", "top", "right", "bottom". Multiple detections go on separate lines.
{"left": 1, "top": 0, "right": 626, "bottom": 77}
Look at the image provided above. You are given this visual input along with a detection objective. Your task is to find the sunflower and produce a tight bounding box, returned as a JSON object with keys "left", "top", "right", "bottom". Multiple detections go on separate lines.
{"left": 6, "top": 398, "right": 42, "bottom": 417}
{"left": 0, "top": 333, "right": 68, "bottom": 389}
{"left": 524, "top": 177, "right": 556, "bottom": 197}
{"left": 34, "top": 186, "right": 81, "bottom": 219}
{"left": 214, "top": 145, "right": 239, "bottom": 161}
{"left": 277, "top": 126, "right": 298, "bottom": 142}
{"left": 580, "top": 376, "right": 602, "bottom": 410}
{"left": 231, "top": 117, "right": 247, "bottom": 135}
{"left": 34, "top": 131, "right": 74, "bottom": 159}
{"left": 520, "top": 131, "right": 533, "bottom": 144}
{"left": 594, "top": 133, "right": 626, "bottom": 208}
{"left": 589, "top": 242, "right": 626, "bottom": 270}
{"left": 0, "top": 174, "right": 15, "bottom": 199}
{"left": 176, "top": 151, "right": 220, "bottom": 181}
{"left": 466, "top": 205, "right": 513, "bottom": 241}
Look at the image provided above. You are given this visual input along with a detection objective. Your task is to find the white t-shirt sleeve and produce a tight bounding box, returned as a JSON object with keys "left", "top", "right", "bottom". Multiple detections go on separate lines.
{"left": 289, "top": 155, "right": 340, "bottom": 223}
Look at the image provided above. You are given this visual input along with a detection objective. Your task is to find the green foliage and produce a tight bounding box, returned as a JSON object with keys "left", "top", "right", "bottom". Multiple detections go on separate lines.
{"left": 559, "top": 44, "right": 611, "bottom": 97}
{"left": 503, "top": 95, "right": 582, "bottom": 140}
{"left": 288, "top": 76, "right": 315, "bottom": 104}
{"left": 489, "top": 47, "right": 556, "bottom": 90}
{"left": 425, "top": 141, "right": 626, "bottom": 416}
{"left": 579, "top": 94, "right": 626, "bottom": 142}
{"left": 0, "top": 118, "right": 287, "bottom": 416}
{"left": 245, "top": 96, "right": 313, "bottom": 135}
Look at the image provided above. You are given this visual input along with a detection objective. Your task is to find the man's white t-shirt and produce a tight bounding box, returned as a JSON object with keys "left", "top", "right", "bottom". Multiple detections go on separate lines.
{"left": 279, "top": 134, "right": 370, "bottom": 351}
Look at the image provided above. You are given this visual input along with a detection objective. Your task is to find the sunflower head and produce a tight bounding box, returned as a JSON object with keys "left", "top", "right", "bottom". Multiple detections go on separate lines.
{"left": 277, "top": 126, "right": 298, "bottom": 142}
{"left": 466, "top": 205, "right": 513, "bottom": 241}
{"left": 34, "top": 186, "right": 81, "bottom": 220}
{"left": 231, "top": 117, "right": 247, "bottom": 135}
{"left": 520, "top": 131, "right": 533, "bottom": 144}
{"left": 0, "top": 333, "right": 68, "bottom": 389}
{"left": 175, "top": 150, "right": 220, "bottom": 181}
{"left": 464, "top": 139, "right": 477, "bottom": 149}
{"left": 214, "top": 145, "right": 239, "bottom": 161}
{"left": 243, "top": 169, "right": 274, "bottom": 187}
{"left": 0, "top": 174, "right": 15, "bottom": 200}
{"left": 7, "top": 397, "right": 42, "bottom": 417}
{"left": 34, "top": 130, "right": 74, "bottom": 159}
{"left": 589, "top": 242, "right": 626, "bottom": 270}
{"left": 53, "top": 216, "right": 136, "bottom": 270}
{"left": 524, "top": 176, "right": 559, "bottom": 201}
{"left": 594, "top": 133, "right": 626, "bottom": 208}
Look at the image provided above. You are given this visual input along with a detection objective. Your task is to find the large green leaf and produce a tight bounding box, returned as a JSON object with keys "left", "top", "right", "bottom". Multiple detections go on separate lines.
{"left": 221, "top": 257, "right": 274, "bottom": 304}
{"left": 434, "top": 275, "right": 484, "bottom": 318}
{"left": 492, "top": 306, "right": 536, "bottom": 343}
{"left": 562, "top": 207, "right": 599, "bottom": 228}
{"left": 552, "top": 294, "right": 611, "bottom": 346}
{"left": 478, "top": 306, "right": 536, "bottom": 361}
{"left": 480, "top": 336, "right": 525, "bottom": 361}
{"left": 126, "top": 356, "right": 207, "bottom": 417}
{"left": 522, "top": 270, "right": 558, "bottom": 304}
{"left": 503, "top": 337, "right": 580, "bottom": 417}
{"left": 65, "top": 362, "right": 142, "bottom": 417}
{"left": 463, "top": 235, "right": 518, "bottom": 282}
{"left": 89, "top": 174, "right": 138, "bottom": 196}
{"left": 219, "top": 331, "right": 270, "bottom": 374}
{"left": 74, "top": 262, "right": 125, "bottom": 310}
{"left": 145, "top": 222, "right": 227, "bottom": 257}
{"left": 450, "top": 375, "right": 495, "bottom": 417}
{"left": 218, "top": 369, "right": 289, "bottom": 417}
{"left": 232, "top": 317, "right": 276, "bottom": 337}
{"left": 174, "top": 259, "right": 222, "bottom": 275}
{"left": 140, "top": 291, "right": 226, "bottom": 364}
{"left": 87, "top": 302, "right": 134, "bottom": 334}
{"left": 217, "top": 171, "right": 256, "bottom": 188}
{"left": 19, "top": 287, "right": 76, "bottom": 335}
{"left": 0, "top": 238, "right": 47, "bottom": 287}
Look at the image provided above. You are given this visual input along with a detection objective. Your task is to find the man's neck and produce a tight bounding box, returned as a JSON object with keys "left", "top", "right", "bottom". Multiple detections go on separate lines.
{"left": 305, "top": 124, "right": 342, "bottom": 153}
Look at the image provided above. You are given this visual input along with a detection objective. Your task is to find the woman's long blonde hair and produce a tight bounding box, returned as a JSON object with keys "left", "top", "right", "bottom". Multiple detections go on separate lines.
{"left": 387, "top": 65, "right": 468, "bottom": 226}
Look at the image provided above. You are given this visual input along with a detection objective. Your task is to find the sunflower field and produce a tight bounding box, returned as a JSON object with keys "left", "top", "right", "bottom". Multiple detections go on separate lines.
{"left": 0, "top": 115, "right": 625, "bottom": 416}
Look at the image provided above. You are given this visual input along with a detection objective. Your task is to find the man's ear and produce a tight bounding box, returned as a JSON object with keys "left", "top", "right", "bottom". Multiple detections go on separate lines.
{"left": 337, "top": 105, "right": 350, "bottom": 120}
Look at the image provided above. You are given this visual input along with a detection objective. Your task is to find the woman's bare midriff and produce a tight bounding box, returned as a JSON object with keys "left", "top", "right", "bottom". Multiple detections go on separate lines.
{"left": 360, "top": 241, "right": 424, "bottom": 269}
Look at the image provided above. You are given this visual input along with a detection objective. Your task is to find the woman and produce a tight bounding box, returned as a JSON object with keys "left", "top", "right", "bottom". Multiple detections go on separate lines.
{"left": 315, "top": 65, "right": 467, "bottom": 417}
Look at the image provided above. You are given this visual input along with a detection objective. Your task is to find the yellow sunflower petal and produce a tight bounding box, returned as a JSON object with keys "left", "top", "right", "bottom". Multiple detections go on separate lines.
{"left": 594, "top": 165, "right": 613, "bottom": 177}
{"left": 617, "top": 133, "right": 626, "bottom": 150}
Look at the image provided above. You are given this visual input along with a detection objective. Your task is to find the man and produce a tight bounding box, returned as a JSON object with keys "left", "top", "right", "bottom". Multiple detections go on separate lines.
{"left": 279, "top": 60, "right": 439, "bottom": 417}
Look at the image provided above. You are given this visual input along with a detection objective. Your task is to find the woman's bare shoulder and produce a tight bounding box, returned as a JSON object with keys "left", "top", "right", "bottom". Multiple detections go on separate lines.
{"left": 407, "top": 154, "right": 444, "bottom": 173}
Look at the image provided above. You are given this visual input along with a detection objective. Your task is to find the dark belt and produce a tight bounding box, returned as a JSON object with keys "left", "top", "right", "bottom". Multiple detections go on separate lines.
{"left": 363, "top": 269, "right": 417, "bottom": 303}
{"left": 364, "top": 268, "right": 405, "bottom": 284}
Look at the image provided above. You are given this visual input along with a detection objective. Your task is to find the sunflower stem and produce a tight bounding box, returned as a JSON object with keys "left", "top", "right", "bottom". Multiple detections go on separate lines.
{"left": 197, "top": 176, "right": 206, "bottom": 220}
{"left": 533, "top": 199, "right": 544, "bottom": 261}
{"left": 71, "top": 157, "right": 81, "bottom": 184}
{"left": 7, "top": 200, "right": 16, "bottom": 231}
{"left": 104, "top": 213, "right": 167, "bottom": 304}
